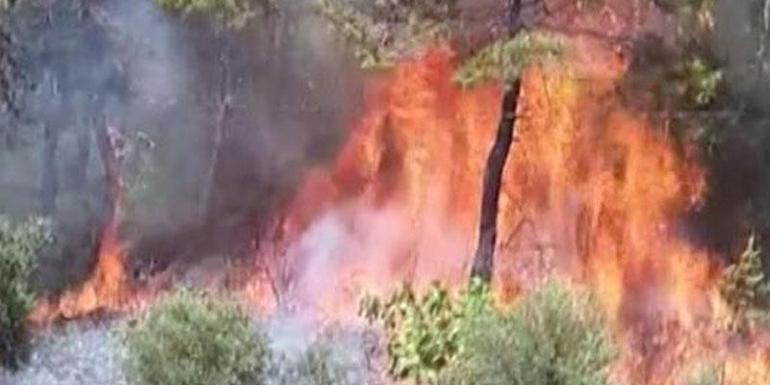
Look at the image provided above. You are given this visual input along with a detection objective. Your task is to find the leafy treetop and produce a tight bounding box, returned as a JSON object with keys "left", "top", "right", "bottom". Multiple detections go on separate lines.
{"left": 318, "top": 0, "right": 563, "bottom": 86}
{"left": 156, "top": 0, "right": 276, "bottom": 30}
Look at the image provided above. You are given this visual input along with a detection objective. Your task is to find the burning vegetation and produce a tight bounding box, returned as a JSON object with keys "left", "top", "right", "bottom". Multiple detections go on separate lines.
{"left": 2, "top": 0, "right": 770, "bottom": 385}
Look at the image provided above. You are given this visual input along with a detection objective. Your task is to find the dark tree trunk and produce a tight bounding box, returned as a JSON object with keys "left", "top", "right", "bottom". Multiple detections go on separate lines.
{"left": 40, "top": 122, "right": 60, "bottom": 215}
{"left": 200, "top": 34, "right": 232, "bottom": 224}
{"left": 93, "top": 119, "right": 121, "bottom": 218}
{"left": 469, "top": 0, "right": 524, "bottom": 283}
{"left": 470, "top": 79, "right": 522, "bottom": 282}
{"left": 73, "top": 118, "right": 91, "bottom": 195}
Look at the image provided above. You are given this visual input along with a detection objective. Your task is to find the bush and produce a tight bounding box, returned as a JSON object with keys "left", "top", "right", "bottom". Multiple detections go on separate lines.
{"left": 443, "top": 280, "right": 616, "bottom": 385}
{"left": 271, "top": 332, "right": 368, "bottom": 385}
{"left": 0, "top": 217, "right": 50, "bottom": 369}
{"left": 279, "top": 345, "right": 344, "bottom": 385}
{"left": 362, "top": 279, "right": 615, "bottom": 385}
{"left": 122, "top": 290, "right": 269, "bottom": 385}
{"left": 359, "top": 279, "right": 490, "bottom": 384}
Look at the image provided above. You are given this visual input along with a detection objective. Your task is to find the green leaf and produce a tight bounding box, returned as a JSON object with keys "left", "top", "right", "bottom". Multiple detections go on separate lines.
{"left": 454, "top": 31, "right": 565, "bottom": 88}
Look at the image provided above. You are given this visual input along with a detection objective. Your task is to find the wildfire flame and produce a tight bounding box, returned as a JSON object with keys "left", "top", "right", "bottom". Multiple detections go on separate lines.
{"left": 25, "top": 19, "right": 769, "bottom": 385}
{"left": 28, "top": 125, "right": 133, "bottom": 325}
{"left": 271, "top": 37, "right": 712, "bottom": 314}
{"left": 264, "top": 37, "right": 768, "bottom": 383}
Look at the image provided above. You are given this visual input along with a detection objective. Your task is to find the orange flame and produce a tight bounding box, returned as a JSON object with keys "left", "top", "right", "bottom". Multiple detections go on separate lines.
{"left": 28, "top": 125, "right": 132, "bottom": 325}
{"left": 28, "top": 212, "right": 129, "bottom": 325}
{"left": 504, "top": 39, "right": 714, "bottom": 328}
{"left": 60, "top": 219, "right": 126, "bottom": 318}
{"left": 272, "top": 39, "right": 715, "bottom": 318}
{"left": 260, "top": 37, "right": 770, "bottom": 382}
{"left": 21, "top": 26, "right": 766, "bottom": 385}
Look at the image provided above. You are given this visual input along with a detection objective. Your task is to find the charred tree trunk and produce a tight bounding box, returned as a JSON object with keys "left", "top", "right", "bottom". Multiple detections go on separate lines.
{"left": 469, "top": 0, "right": 524, "bottom": 283}
{"left": 93, "top": 119, "right": 121, "bottom": 222}
{"left": 200, "top": 34, "right": 232, "bottom": 224}
{"left": 40, "top": 122, "right": 60, "bottom": 215}
{"left": 470, "top": 80, "right": 522, "bottom": 282}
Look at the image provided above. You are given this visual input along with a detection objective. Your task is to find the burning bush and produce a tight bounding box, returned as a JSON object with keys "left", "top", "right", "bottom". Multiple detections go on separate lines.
{"left": 0, "top": 217, "right": 50, "bottom": 369}
{"left": 122, "top": 289, "right": 269, "bottom": 385}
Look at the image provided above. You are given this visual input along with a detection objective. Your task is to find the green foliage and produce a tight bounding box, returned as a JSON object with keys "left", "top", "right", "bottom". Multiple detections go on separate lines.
{"left": 719, "top": 234, "right": 770, "bottom": 333}
{"left": 0, "top": 217, "right": 50, "bottom": 369}
{"left": 317, "top": 0, "right": 395, "bottom": 69}
{"left": 122, "top": 290, "right": 269, "bottom": 385}
{"left": 362, "top": 279, "right": 615, "bottom": 385}
{"left": 359, "top": 283, "right": 458, "bottom": 384}
{"left": 272, "top": 333, "right": 365, "bottom": 385}
{"left": 454, "top": 32, "right": 564, "bottom": 87}
{"left": 674, "top": 57, "right": 722, "bottom": 107}
{"left": 317, "top": 0, "right": 455, "bottom": 69}
{"left": 319, "top": 0, "right": 562, "bottom": 86}
{"left": 284, "top": 346, "right": 344, "bottom": 385}
{"left": 443, "top": 280, "right": 616, "bottom": 385}
{"left": 156, "top": 0, "right": 269, "bottom": 29}
{"left": 359, "top": 278, "right": 490, "bottom": 384}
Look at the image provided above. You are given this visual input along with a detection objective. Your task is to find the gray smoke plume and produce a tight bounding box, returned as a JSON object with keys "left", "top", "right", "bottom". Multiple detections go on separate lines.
{"left": 0, "top": 0, "right": 362, "bottom": 293}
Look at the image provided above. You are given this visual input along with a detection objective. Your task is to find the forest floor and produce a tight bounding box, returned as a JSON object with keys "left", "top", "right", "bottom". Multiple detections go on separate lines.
{"left": 0, "top": 322, "right": 126, "bottom": 385}
{"left": 0, "top": 311, "right": 380, "bottom": 385}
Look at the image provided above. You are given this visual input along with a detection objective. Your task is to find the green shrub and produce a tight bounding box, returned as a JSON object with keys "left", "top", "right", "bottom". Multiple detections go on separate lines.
{"left": 359, "top": 279, "right": 491, "bottom": 384}
{"left": 122, "top": 290, "right": 269, "bottom": 385}
{"left": 0, "top": 217, "right": 50, "bottom": 369}
{"left": 362, "top": 278, "right": 615, "bottom": 385}
{"left": 281, "top": 345, "right": 344, "bottom": 385}
{"left": 272, "top": 332, "right": 368, "bottom": 385}
{"left": 443, "top": 280, "right": 616, "bottom": 385}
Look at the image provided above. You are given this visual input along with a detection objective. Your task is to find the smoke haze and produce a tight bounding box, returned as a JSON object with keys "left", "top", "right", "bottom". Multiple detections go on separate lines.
{"left": 0, "top": 0, "right": 361, "bottom": 293}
